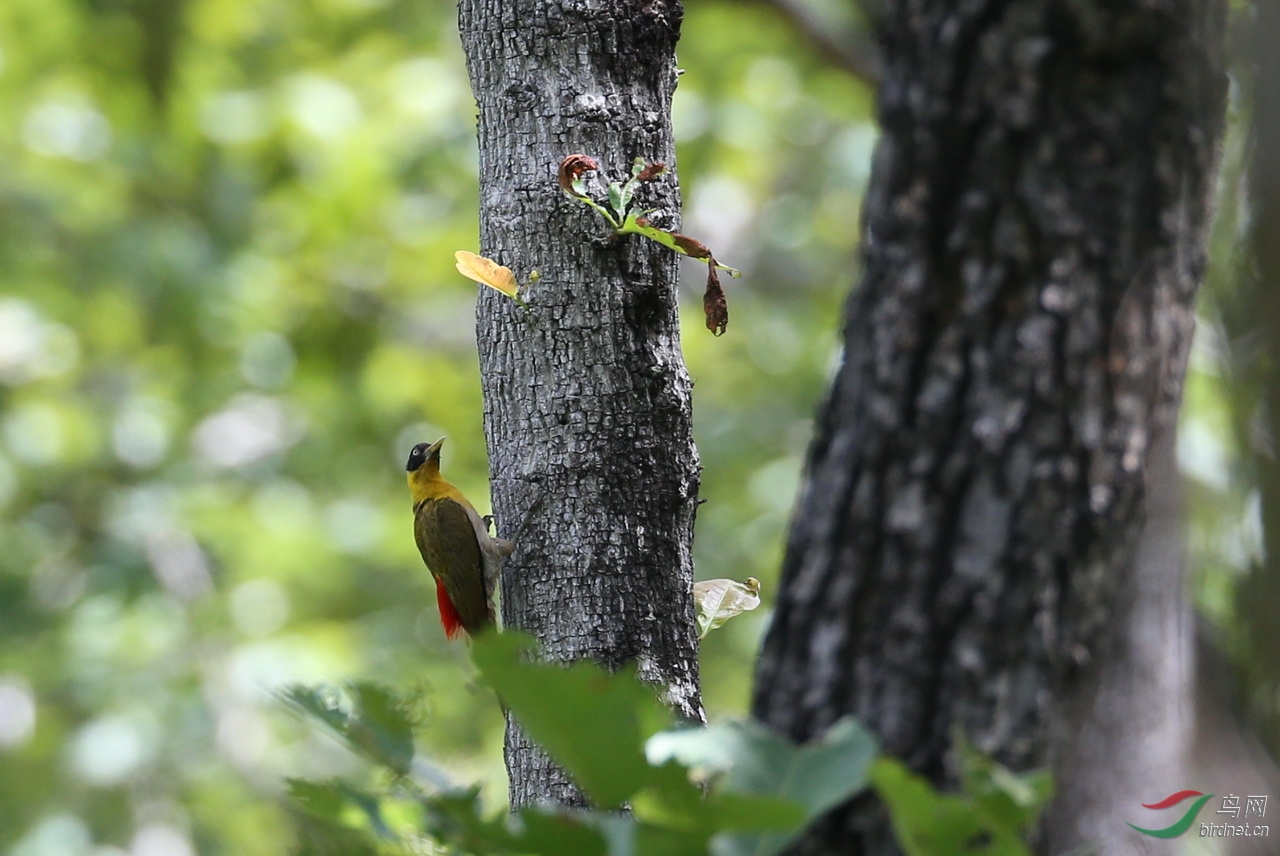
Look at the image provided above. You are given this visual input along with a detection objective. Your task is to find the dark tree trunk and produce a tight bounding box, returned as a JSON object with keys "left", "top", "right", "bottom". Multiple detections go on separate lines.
{"left": 752, "top": 2, "right": 1226, "bottom": 854}
{"left": 457, "top": 0, "right": 705, "bottom": 809}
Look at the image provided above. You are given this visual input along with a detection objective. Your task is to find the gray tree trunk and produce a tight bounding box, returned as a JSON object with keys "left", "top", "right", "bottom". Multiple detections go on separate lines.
{"left": 457, "top": 0, "right": 705, "bottom": 810}
{"left": 751, "top": 2, "right": 1227, "bottom": 854}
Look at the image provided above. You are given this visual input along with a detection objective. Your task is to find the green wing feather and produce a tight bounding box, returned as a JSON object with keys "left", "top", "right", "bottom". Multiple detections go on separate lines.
{"left": 413, "top": 497, "right": 491, "bottom": 635}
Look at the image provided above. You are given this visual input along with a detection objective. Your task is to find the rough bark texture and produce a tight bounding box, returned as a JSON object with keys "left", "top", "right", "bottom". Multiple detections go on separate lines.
{"left": 751, "top": 2, "right": 1226, "bottom": 854}
{"left": 457, "top": 0, "right": 705, "bottom": 809}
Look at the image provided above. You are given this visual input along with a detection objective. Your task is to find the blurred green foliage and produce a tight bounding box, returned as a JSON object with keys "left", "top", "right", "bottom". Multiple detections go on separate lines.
{"left": 279, "top": 634, "right": 1047, "bottom": 855}
{"left": 0, "top": 1, "right": 873, "bottom": 852}
{"left": 0, "top": 0, "right": 1262, "bottom": 852}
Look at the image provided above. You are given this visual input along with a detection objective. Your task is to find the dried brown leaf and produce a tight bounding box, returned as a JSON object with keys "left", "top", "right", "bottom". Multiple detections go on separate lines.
{"left": 557, "top": 154, "right": 599, "bottom": 198}
{"left": 671, "top": 233, "right": 713, "bottom": 261}
{"left": 703, "top": 263, "right": 728, "bottom": 336}
{"left": 636, "top": 162, "right": 666, "bottom": 182}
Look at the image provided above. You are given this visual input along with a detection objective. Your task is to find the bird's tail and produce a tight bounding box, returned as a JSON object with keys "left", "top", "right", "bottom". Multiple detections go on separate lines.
{"left": 435, "top": 577, "right": 466, "bottom": 641}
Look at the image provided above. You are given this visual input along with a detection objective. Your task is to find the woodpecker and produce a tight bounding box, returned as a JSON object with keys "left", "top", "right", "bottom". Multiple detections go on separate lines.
{"left": 406, "top": 439, "right": 513, "bottom": 639}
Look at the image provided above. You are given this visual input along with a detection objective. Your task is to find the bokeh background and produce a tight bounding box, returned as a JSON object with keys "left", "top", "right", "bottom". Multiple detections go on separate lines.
{"left": 0, "top": 1, "right": 1266, "bottom": 854}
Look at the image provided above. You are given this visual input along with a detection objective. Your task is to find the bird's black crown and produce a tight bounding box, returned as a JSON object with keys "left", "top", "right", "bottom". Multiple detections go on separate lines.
{"left": 406, "top": 441, "right": 432, "bottom": 472}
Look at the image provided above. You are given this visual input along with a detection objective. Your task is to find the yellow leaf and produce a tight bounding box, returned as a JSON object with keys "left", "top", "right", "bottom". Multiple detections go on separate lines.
{"left": 454, "top": 251, "right": 522, "bottom": 303}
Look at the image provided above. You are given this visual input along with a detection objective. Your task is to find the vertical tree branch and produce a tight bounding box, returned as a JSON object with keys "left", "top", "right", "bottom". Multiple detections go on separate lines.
{"left": 457, "top": 0, "right": 706, "bottom": 808}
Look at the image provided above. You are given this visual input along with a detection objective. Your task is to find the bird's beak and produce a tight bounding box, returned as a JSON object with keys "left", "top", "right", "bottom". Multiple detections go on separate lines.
{"left": 427, "top": 438, "right": 445, "bottom": 459}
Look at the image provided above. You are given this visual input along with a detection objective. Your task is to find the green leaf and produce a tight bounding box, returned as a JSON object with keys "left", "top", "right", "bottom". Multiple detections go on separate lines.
{"left": 287, "top": 779, "right": 353, "bottom": 824}
{"left": 700, "top": 792, "right": 808, "bottom": 836}
{"left": 630, "top": 761, "right": 707, "bottom": 833}
{"left": 647, "top": 717, "right": 877, "bottom": 856}
{"left": 471, "top": 632, "right": 673, "bottom": 808}
{"left": 344, "top": 683, "right": 418, "bottom": 777}
{"left": 694, "top": 578, "right": 761, "bottom": 638}
{"left": 608, "top": 182, "right": 626, "bottom": 220}
{"left": 587, "top": 814, "right": 638, "bottom": 856}
{"left": 615, "top": 157, "right": 656, "bottom": 217}
{"left": 956, "top": 740, "right": 1051, "bottom": 850}
{"left": 290, "top": 811, "right": 381, "bottom": 856}
{"left": 282, "top": 685, "right": 350, "bottom": 735}
{"left": 871, "top": 758, "right": 1030, "bottom": 856}
{"left": 519, "top": 809, "right": 611, "bottom": 856}
{"left": 286, "top": 779, "right": 394, "bottom": 842}
{"left": 647, "top": 717, "right": 876, "bottom": 815}
{"left": 632, "top": 763, "right": 804, "bottom": 839}
{"left": 424, "top": 789, "right": 609, "bottom": 856}
{"left": 422, "top": 788, "right": 523, "bottom": 853}
{"left": 568, "top": 816, "right": 703, "bottom": 856}
{"left": 281, "top": 683, "right": 419, "bottom": 777}
{"left": 871, "top": 758, "right": 983, "bottom": 856}
{"left": 423, "top": 790, "right": 619, "bottom": 856}
{"left": 617, "top": 184, "right": 636, "bottom": 218}
{"left": 633, "top": 822, "right": 711, "bottom": 856}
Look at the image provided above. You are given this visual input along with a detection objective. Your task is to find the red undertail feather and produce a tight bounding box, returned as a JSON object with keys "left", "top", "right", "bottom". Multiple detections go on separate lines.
{"left": 435, "top": 577, "right": 465, "bottom": 640}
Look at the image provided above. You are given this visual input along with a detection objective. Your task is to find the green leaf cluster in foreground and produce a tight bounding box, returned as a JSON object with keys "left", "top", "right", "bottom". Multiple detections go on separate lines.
{"left": 285, "top": 634, "right": 1050, "bottom": 855}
